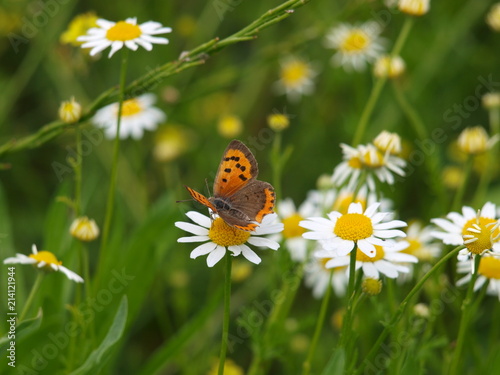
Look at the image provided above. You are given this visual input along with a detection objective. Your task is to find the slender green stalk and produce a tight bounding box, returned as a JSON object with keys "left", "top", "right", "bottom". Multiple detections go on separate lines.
{"left": 302, "top": 271, "right": 333, "bottom": 375}
{"left": 218, "top": 253, "right": 233, "bottom": 375}
{"left": 355, "top": 246, "right": 463, "bottom": 375}
{"left": 449, "top": 255, "right": 482, "bottom": 375}
{"left": 338, "top": 248, "right": 358, "bottom": 348}
{"left": 94, "top": 49, "right": 129, "bottom": 292}
{"left": 452, "top": 156, "right": 473, "bottom": 211}
{"left": 18, "top": 272, "right": 44, "bottom": 322}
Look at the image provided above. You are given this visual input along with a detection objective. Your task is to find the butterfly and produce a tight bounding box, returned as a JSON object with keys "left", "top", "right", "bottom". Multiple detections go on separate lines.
{"left": 184, "top": 140, "right": 275, "bottom": 231}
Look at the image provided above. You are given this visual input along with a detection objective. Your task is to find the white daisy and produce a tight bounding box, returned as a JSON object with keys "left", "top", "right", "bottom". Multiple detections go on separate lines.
{"left": 402, "top": 221, "right": 442, "bottom": 262}
{"left": 304, "top": 256, "right": 348, "bottom": 298}
{"left": 431, "top": 202, "right": 500, "bottom": 260}
{"left": 300, "top": 202, "right": 407, "bottom": 258}
{"left": 77, "top": 17, "right": 172, "bottom": 58}
{"left": 324, "top": 21, "right": 385, "bottom": 71}
{"left": 457, "top": 252, "right": 500, "bottom": 300}
{"left": 317, "top": 240, "right": 418, "bottom": 279}
{"left": 274, "top": 56, "right": 317, "bottom": 102}
{"left": 3, "top": 244, "right": 84, "bottom": 283}
{"left": 175, "top": 211, "right": 283, "bottom": 267}
{"left": 93, "top": 93, "right": 166, "bottom": 139}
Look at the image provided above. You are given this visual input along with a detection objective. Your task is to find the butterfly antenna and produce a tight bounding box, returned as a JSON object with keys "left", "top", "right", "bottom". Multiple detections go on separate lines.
{"left": 176, "top": 199, "right": 193, "bottom": 203}
{"left": 205, "top": 178, "right": 212, "bottom": 196}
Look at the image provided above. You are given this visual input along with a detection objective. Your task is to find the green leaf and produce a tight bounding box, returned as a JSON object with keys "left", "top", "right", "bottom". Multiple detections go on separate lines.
{"left": 70, "top": 296, "right": 128, "bottom": 375}
{"left": 0, "top": 308, "right": 43, "bottom": 351}
{"left": 321, "top": 348, "right": 346, "bottom": 375}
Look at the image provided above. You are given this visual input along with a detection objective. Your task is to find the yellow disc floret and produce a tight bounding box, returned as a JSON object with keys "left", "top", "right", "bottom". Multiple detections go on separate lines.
{"left": 282, "top": 214, "right": 306, "bottom": 239}
{"left": 462, "top": 217, "right": 499, "bottom": 255}
{"left": 340, "top": 29, "right": 370, "bottom": 53}
{"left": 361, "top": 277, "right": 383, "bottom": 295}
{"left": 120, "top": 98, "right": 143, "bottom": 117}
{"left": 478, "top": 256, "right": 500, "bottom": 280}
{"left": 334, "top": 213, "right": 373, "bottom": 241}
{"left": 356, "top": 245, "right": 384, "bottom": 262}
{"left": 106, "top": 21, "right": 142, "bottom": 41}
{"left": 30, "top": 251, "right": 62, "bottom": 268}
{"left": 209, "top": 218, "right": 250, "bottom": 247}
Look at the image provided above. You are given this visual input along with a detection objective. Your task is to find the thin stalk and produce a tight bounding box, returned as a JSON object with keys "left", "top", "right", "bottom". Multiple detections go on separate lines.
{"left": 338, "top": 248, "right": 358, "bottom": 348}
{"left": 355, "top": 246, "right": 462, "bottom": 375}
{"left": 218, "top": 253, "right": 233, "bottom": 375}
{"left": 19, "top": 272, "right": 44, "bottom": 322}
{"left": 452, "top": 156, "right": 473, "bottom": 211}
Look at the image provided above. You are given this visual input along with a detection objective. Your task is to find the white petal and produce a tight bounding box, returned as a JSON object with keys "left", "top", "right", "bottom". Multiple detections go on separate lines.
{"left": 432, "top": 218, "right": 460, "bottom": 233}
{"left": 206, "top": 246, "right": 227, "bottom": 267}
{"left": 185, "top": 211, "right": 212, "bottom": 228}
{"left": 374, "top": 229, "right": 406, "bottom": 239}
{"left": 375, "top": 261, "right": 399, "bottom": 278}
{"left": 482, "top": 202, "right": 496, "bottom": 218}
{"left": 348, "top": 202, "right": 364, "bottom": 214}
{"left": 364, "top": 202, "right": 381, "bottom": 218}
{"left": 239, "top": 244, "right": 262, "bottom": 264}
{"left": 357, "top": 239, "right": 376, "bottom": 257}
{"left": 59, "top": 266, "right": 84, "bottom": 283}
{"left": 175, "top": 221, "right": 209, "bottom": 236}
{"left": 108, "top": 41, "right": 124, "bottom": 58}
{"left": 374, "top": 220, "right": 407, "bottom": 230}
{"left": 32, "top": 244, "right": 38, "bottom": 254}
{"left": 177, "top": 235, "right": 210, "bottom": 243}
{"left": 361, "top": 262, "right": 379, "bottom": 278}
{"left": 247, "top": 236, "right": 279, "bottom": 250}
{"left": 190, "top": 242, "right": 217, "bottom": 258}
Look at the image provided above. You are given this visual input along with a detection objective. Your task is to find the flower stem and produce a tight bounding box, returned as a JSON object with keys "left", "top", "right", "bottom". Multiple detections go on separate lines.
{"left": 218, "top": 252, "right": 233, "bottom": 375}
{"left": 452, "top": 155, "right": 473, "bottom": 211}
{"left": 302, "top": 270, "right": 333, "bottom": 375}
{"left": 355, "top": 246, "right": 462, "bottom": 375}
{"left": 19, "top": 272, "right": 44, "bottom": 322}
{"left": 94, "top": 48, "right": 129, "bottom": 292}
{"left": 338, "top": 248, "right": 358, "bottom": 349}
{"left": 449, "top": 255, "right": 482, "bottom": 375}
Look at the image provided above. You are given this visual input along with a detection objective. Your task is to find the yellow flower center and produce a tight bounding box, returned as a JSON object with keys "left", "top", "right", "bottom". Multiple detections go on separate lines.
{"left": 282, "top": 213, "right": 306, "bottom": 239}
{"left": 29, "top": 251, "right": 62, "bottom": 267}
{"left": 462, "top": 217, "right": 499, "bottom": 255}
{"left": 478, "top": 256, "right": 500, "bottom": 280}
{"left": 120, "top": 98, "right": 142, "bottom": 117}
{"left": 356, "top": 245, "right": 385, "bottom": 262}
{"left": 208, "top": 218, "right": 250, "bottom": 247}
{"left": 106, "top": 21, "right": 142, "bottom": 41}
{"left": 332, "top": 194, "right": 367, "bottom": 215}
{"left": 281, "top": 60, "right": 310, "bottom": 87}
{"left": 340, "top": 29, "right": 370, "bottom": 53}
{"left": 361, "top": 277, "right": 382, "bottom": 295}
{"left": 402, "top": 239, "right": 421, "bottom": 255}
{"left": 362, "top": 148, "right": 385, "bottom": 168}
{"left": 334, "top": 213, "right": 373, "bottom": 241}
{"left": 347, "top": 156, "right": 363, "bottom": 169}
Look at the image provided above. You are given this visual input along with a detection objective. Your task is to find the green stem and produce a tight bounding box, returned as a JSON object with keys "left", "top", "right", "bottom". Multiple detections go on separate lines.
{"left": 302, "top": 271, "right": 333, "bottom": 375}
{"left": 218, "top": 253, "right": 233, "bottom": 375}
{"left": 18, "top": 272, "right": 44, "bottom": 322}
{"left": 94, "top": 49, "right": 129, "bottom": 292}
{"left": 74, "top": 127, "right": 83, "bottom": 216}
{"left": 452, "top": 156, "right": 473, "bottom": 211}
{"left": 355, "top": 246, "right": 462, "bottom": 375}
{"left": 449, "top": 255, "right": 482, "bottom": 375}
{"left": 338, "top": 248, "right": 358, "bottom": 348}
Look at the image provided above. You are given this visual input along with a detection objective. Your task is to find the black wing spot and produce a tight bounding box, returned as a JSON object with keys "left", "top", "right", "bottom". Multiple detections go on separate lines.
{"left": 239, "top": 174, "right": 247, "bottom": 181}
{"left": 222, "top": 178, "right": 227, "bottom": 183}
{"left": 240, "top": 166, "right": 246, "bottom": 171}
{"left": 224, "top": 168, "right": 231, "bottom": 173}
{"left": 230, "top": 156, "right": 240, "bottom": 161}
{"left": 236, "top": 163, "right": 241, "bottom": 168}
{"left": 224, "top": 157, "right": 230, "bottom": 161}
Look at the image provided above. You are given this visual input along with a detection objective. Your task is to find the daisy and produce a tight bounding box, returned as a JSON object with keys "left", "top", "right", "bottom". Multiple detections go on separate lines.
{"left": 3, "top": 244, "right": 84, "bottom": 283}
{"left": 58, "top": 97, "right": 82, "bottom": 124}
{"left": 457, "top": 252, "right": 500, "bottom": 300}
{"left": 402, "top": 221, "right": 441, "bottom": 262}
{"left": 398, "top": 0, "right": 430, "bottom": 16}
{"left": 324, "top": 21, "right": 385, "bottom": 71}
{"left": 77, "top": 17, "right": 172, "bottom": 58}
{"left": 457, "top": 126, "right": 499, "bottom": 155}
{"left": 300, "top": 202, "right": 407, "bottom": 258}
{"left": 317, "top": 240, "right": 418, "bottom": 279}
{"left": 373, "top": 55, "right": 406, "bottom": 79}
{"left": 276, "top": 197, "right": 321, "bottom": 262}
{"left": 487, "top": 3, "right": 500, "bottom": 31}
{"left": 275, "top": 56, "right": 317, "bottom": 102}
{"left": 175, "top": 211, "right": 283, "bottom": 267}
{"left": 70, "top": 216, "right": 100, "bottom": 242}
{"left": 304, "top": 256, "right": 348, "bottom": 298}
{"left": 431, "top": 202, "right": 500, "bottom": 260}
{"left": 93, "top": 93, "right": 166, "bottom": 139}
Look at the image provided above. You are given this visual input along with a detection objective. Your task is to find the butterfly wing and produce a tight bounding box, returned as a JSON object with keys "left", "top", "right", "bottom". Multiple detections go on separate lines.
{"left": 185, "top": 186, "right": 217, "bottom": 212}
{"left": 213, "top": 140, "right": 258, "bottom": 197}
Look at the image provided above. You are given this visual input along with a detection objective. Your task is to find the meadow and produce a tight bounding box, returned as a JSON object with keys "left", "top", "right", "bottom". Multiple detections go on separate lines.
{"left": 1, "top": 0, "right": 500, "bottom": 374}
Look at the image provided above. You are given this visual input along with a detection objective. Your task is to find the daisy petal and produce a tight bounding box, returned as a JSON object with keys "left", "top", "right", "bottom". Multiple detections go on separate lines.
{"left": 206, "top": 246, "right": 227, "bottom": 267}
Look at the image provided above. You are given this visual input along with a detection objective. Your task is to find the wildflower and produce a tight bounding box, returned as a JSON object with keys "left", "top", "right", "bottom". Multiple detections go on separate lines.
{"left": 483, "top": 92, "right": 500, "bottom": 109}
{"left": 175, "top": 211, "right": 283, "bottom": 267}
{"left": 217, "top": 115, "right": 243, "bottom": 138}
{"left": 442, "top": 166, "right": 464, "bottom": 190}
{"left": 413, "top": 303, "right": 430, "bottom": 318}
{"left": 3, "top": 245, "right": 83, "bottom": 283}
{"left": 58, "top": 97, "right": 82, "bottom": 123}
{"left": 60, "top": 12, "right": 98, "bottom": 46}
{"left": 304, "top": 257, "right": 348, "bottom": 298}
{"left": 153, "top": 125, "right": 191, "bottom": 162}
{"left": 267, "top": 113, "right": 290, "bottom": 132}
{"left": 457, "top": 126, "right": 499, "bottom": 155}
{"left": 77, "top": 17, "right": 172, "bottom": 58}
{"left": 457, "top": 253, "right": 500, "bottom": 300}
{"left": 373, "top": 55, "right": 405, "bottom": 78}
{"left": 277, "top": 197, "right": 320, "bottom": 262}
{"left": 324, "top": 21, "right": 385, "bottom": 71}
{"left": 431, "top": 202, "right": 500, "bottom": 259}
{"left": 70, "top": 217, "right": 99, "bottom": 241}
{"left": 401, "top": 221, "right": 441, "bottom": 262}
{"left": 361, "top": 277, "right": 383, "bottom": 295}
{"left": 486, "top": 3, "right": 500, "bottom": 31}
{"left": 398, "top": 0, "right": 430, "bottom": 16}
{"left": 300, "top": 202, "right": 407, "bottom": 258}
{"left": 93, "top": 93, "right": 166, "bottom": 139}
{"left": 317, "top": 240, "right": 417, "bottom": 279}
{"left": 275, "top": 57, "right": 316, "bottom": 101}
{"left": 373, "top": 130, "right": 403, "bottom": 155}
{"left": 231, "top": 260, "right": 253, "bottom": 282}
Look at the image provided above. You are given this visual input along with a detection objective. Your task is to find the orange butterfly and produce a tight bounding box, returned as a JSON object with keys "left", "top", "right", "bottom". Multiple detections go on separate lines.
{"left": 185, "top": 140, "right": 275, "bottom": 231}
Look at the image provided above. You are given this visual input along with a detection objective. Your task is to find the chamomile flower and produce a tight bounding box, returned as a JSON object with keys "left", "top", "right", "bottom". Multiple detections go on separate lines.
{"left": 402, "top": 221, "right": 441, "bottom": 262}
{"left": 457, "top": 252, "right": 500, "bottom": 300}
{"left": 77, "top": 17, "right": 172, "bottom": 58}
{"left": 486, "top": 3, "right": 500, "bottom": 31}
{"left": 373, "top": 55, "right": 405, "bottom": 79}
{"left": 457, "top": 126, "right": 499, "bottom": 155}
{"left": 70, "top": 216, "right": 100, "bottom": 242}
{"left": 175, "top": 211, "right": 283, "bottom": 267}
{"left": 300, "top": 202, "right": 407, "bottom": 258}
{"left": 398, "top": 0, "right": 430, "bottom": 16}
{"left": 276, "top": 197, "right": 320, "bottom": 262}
{"left": 58, "top": 97, "right": 82, "bottom": 123}
{"left": 324, "top": 21, "right": 385, "bottom": 71}
{"left": 93, "top": 93, "right": 166, "bottom": 139}
{"left": 275, "top": 56, "right": 317, "bottom": 102}
{"left": 304, "top": 256, "right": 348, "bottom": 298}
{"left": 3, "top": 244, "right": 83, "bottom": 283}
{"left": 431, "top": 202, "right": 500, "bottom": 260}
{"left": 60, "top": 12, "right": 98, "bottom": 46}
{"left": 317, "top": 240, "right": 417, "bottom": 279}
